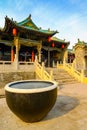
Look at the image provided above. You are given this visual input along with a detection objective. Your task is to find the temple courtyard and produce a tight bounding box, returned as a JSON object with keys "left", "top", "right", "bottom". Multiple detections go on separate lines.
{"left": 0, "top": 83, "right": 87, "bottom": 130}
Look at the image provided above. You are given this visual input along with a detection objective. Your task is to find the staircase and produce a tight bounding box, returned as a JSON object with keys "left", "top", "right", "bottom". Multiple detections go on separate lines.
{"left": 46, "top": 68, "right": 79, "bottom": 85}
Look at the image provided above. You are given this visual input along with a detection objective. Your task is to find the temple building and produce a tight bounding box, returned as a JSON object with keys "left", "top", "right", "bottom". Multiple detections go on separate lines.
{"left": 73, "top": 39, "right": 87, "bottom": 71}
{"left": 0, "top": 14, "right": 70, "bottom": 67}
{"left": 67, "top": 49, "right": 75, "bottom": 63}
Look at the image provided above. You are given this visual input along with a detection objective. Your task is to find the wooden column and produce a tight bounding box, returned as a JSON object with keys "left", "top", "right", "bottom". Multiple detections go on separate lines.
{"left": 11, "top": 46, "right": 14, "bottom": 61}
{"left": 32, "top": 51, "right": 34, "bottom": 62}
{"left": 37, "top": 44, "right": 42, "bottom": 63}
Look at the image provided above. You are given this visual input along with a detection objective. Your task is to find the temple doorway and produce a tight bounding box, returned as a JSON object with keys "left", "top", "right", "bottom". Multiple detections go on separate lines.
{"left": 84, "top": 56, "right": 87, "bottom": 70}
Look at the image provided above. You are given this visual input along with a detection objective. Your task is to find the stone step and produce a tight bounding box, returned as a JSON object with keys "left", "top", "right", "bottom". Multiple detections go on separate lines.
{"left": 55, "top": 78, "right": 79, "bottom": 85}
{"left": 56, "top": 81, "right": 79, "bottom": 85}
{"left": 54, "top": 75, "right": 75, "bottom": 79}
{"left": 46, "top": 68, "right": 79, "bottom": 85}
{"left": 54, "top": 77, "right": 77, "bottom": 81}
{"left": 53, "top": 73, "right": 72, "bottom": 76}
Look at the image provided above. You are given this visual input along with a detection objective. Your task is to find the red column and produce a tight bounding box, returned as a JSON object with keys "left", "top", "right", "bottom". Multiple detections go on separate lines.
{"left": 11, "top": 49, "right": 14, "bottom": 61}
{"left": 32, "top": 51, "right": 34, "bottom": 62}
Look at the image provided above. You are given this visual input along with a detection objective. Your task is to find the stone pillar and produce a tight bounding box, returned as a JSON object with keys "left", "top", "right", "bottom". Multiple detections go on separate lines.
{"left": 83, "top": 57, "right": 86, "bottom": 70}
{"left": 37, "top": 44, "right": 42, "bottom": 63}
{"left": 14, "top": 37, "right": 20, "bottom": 70}
{"left": 63, "top": 50, "right": 68, "bottom": 63}
{"left": 81, "top": 69, "right": 85, "bottom": 82}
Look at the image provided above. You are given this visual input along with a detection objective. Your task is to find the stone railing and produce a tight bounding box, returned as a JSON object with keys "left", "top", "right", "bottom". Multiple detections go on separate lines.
{"left": 18, "top": 61, "right": 34, "bottom": 71}
{"left": 57, "top": 61, "right": 87, "bottom": 83}
{"left": 64, "top": 63, "right": 81, "bottom": 81}
{"left": 0, "top": 61, "right": 34, "bottom": 72}
{"left": 63, "top": 62, "right": 87, "bottom": 83}
{"left": 0, "top": 61, "right": 14, "bottom": 71}
{"left": 57, "top": 62, "right": 63, "bottom": 68}
{"left": 35, "top": 60, "right": 53, "bottom": 80}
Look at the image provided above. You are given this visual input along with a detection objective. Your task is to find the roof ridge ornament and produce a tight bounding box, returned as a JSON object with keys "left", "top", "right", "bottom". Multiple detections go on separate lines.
{"left": 39, "top": 27, "right": 42, "bottom": 29}
{"left": 78, "top": 38, "right": 80, "bottom": 42}
{"left": 28, "top": 14, "right": 31, "bottom": 19}
{"left": 5, "top": 15, "right": 8, "bottom": 19}
{"left": 11, "top": 18, "right": 13, "bottom": 21}
{"left": 48, "top": 28, "right": 50, "bottom": 31}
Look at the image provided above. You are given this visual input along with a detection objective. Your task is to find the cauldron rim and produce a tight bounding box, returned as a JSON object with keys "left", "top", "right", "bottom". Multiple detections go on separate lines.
{"left": 5, "top": 80, "right": 57, "bottom": 93}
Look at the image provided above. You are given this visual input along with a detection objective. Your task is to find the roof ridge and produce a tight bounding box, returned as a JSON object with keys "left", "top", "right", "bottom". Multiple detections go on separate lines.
{"left": 17, "top": 14, "right": 39, "bottom": 30}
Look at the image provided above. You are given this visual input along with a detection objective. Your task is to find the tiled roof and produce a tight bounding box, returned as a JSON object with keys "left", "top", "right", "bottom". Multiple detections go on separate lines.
{"left": 51, "top": 37, "right": 69, "bottom": 44}
{"left": 17, "top": 14, "right": 57, "bottom": 35}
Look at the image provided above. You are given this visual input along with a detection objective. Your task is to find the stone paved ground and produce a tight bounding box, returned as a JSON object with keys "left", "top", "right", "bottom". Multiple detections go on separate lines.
{"left": 0, "top": 83, "right": 87, "bottom": 130}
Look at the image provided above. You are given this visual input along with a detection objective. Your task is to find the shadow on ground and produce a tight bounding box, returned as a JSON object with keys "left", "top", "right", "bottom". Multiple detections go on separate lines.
{"left": 43, "top": 95, "right": 79, "bottom": 121}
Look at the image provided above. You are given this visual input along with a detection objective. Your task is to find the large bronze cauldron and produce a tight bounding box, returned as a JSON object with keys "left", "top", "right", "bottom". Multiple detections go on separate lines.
{"left": 5, "top": 80, "right": 57, "bottom": 122}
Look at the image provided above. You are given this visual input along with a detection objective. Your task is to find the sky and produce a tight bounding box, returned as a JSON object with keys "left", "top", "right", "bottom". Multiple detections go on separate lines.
{"left": 0, "top": 0, "right": 87, "bottom": 48}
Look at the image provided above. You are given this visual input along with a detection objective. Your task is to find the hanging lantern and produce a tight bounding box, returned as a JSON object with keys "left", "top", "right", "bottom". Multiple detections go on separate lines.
{"left": 52, "top": 42, "right": 55, "bottom": 48}
{"left": 12, "top": 28, "right": 17, "bottom": 36}
{"left": 62, "top": 44, "right": 64, "bottom": 49}
{"left": 48, "top": 36, "right": 51, "bottom": 42}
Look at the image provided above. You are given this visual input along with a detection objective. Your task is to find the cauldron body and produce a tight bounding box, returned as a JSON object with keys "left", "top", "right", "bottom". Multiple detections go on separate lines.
{"left": 5, "top": 80, "right": 57, "bottom": 122}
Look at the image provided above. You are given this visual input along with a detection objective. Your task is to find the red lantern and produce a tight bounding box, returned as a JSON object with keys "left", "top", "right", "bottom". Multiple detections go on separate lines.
{"left": 52, "top": 42, "right": 55, "bottom": 48}
{"left": 48, "top": 36, "right": 51, "bottom": 42}
{"left": 12, "top": 28, "right": 17, "bottom": 36}
{"left": 62, "top": 44, "right": 64, "bottom": 49}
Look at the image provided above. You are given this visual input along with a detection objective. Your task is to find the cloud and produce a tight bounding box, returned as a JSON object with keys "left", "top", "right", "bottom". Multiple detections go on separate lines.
{"left": 0, "top": 0, "right": 87, "bottom": 49}
{"left": 53, "top": 13, "right": 87, "bottom": 48}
